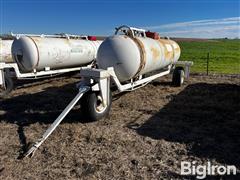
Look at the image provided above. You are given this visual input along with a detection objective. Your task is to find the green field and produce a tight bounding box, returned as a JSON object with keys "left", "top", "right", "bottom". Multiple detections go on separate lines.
{"left": 178, "top": 39, "right": 240, "bottom": 74}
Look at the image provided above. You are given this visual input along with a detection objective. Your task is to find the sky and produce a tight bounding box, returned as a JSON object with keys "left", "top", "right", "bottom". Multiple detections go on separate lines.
{"left": 0, "top": 0, "right": 240, "bottom": 38}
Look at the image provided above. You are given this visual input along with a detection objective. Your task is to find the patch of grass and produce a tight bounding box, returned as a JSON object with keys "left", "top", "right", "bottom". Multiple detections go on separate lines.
{"left": 178, "top": 39, "right": 240, "bottom": 74}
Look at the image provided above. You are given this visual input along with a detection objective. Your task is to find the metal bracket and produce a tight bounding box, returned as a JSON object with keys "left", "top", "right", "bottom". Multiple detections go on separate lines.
{"left": 175, "top": 61, "right": 194, "bottom": 79}
{"left": 107, "top": 66, "right": 171, "bottom": 92}
{"left": 0, "top": 62, "right": 93, "bottom": 80}
{"left": 115, "top": 25, "right": 146, "bottom": 38}
{"left": 80, "top": 68, "right": 111, "bottom": 107}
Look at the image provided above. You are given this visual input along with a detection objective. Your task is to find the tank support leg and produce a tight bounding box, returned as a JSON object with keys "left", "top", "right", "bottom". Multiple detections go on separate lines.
{"left": 98, "top": 77, "right": 111, "bottom": 107}
{"left": 174, "top": 61, "right": 193, "bottom": 80}
{"left": 185, "top": 64, "right": 191, "bottom": 79}
{"left": 24, "top": 86, "right": 90, "bottom": 158}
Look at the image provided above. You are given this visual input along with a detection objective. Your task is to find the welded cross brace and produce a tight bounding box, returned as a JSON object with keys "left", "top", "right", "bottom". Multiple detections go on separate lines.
{"left": 24, "top": 86, "right": 90, "bottom": 158}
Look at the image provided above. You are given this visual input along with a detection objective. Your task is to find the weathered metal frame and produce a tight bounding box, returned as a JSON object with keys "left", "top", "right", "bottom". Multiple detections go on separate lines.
{"left": 24, "top": 61, "right": 193, "bottom": 158}
{"left": 108, "top": 66, "right": 171, "bottom": 92}
{"left": 115, "top": 25, "right": 146, "bottom": 38}
{"left": 0, "top": 62, "right": 93, "bottom": 89}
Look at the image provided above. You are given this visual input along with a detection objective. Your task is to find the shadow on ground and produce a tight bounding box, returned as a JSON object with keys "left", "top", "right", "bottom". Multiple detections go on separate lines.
{"left": 0, "top": 82, "right": 87, "bottom": 124}
{"left": 0, "top": 82, "right": 90, "bottom": 157}
{"left": 129, "top": 83, "right": 240, "bottom": 168}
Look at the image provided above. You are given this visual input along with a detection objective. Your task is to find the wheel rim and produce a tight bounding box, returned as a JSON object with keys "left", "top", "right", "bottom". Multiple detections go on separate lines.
{"left": 95, "top": 95, "right": 107, "bottom": 113}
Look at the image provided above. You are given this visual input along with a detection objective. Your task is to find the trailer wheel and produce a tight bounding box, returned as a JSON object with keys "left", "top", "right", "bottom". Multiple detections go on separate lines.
{"left": 80, "top": 91, "right": 112, "bottom": 121}
{"left": 172, "top": 67, "right": 184, "bottom": 87}
{"left": 0, "top": 74, "right": 14, "bottom": 97}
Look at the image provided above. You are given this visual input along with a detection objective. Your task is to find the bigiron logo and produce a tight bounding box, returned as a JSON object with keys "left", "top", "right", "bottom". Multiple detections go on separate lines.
{"left": 181, "top": 161, "right": 237, "bottom": 179}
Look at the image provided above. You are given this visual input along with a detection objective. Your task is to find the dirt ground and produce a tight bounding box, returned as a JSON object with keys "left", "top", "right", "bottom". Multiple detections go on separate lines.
{"left": 0, "top": 74, "right": 239, "bottom": 179}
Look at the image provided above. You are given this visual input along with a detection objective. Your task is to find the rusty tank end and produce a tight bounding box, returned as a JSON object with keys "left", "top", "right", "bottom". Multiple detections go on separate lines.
{"left": 0, "top": 39, "right": 14, "bottom": 63}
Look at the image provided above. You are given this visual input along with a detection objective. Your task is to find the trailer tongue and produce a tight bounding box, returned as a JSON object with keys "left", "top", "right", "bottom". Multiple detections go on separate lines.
{"left": 25, "top": 86, "right": 90, "bottom": 157}
{"left": 24, "top": 25, "right": 193, "bottom": 158}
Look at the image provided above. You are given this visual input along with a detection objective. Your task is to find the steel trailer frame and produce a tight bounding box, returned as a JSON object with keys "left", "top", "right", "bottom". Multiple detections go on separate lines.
{"left": 0, "top": 62, "right": 93, "bottom": 95}
{"left": 24, "top": 60, "right": 193, "bottom": 158}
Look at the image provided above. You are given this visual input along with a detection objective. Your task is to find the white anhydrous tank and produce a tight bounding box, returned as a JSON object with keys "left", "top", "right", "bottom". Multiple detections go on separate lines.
{"left": 0, "top": 39, "right": 14, "bottom": 63}
{"left": 11, "top": 36, "right": 102, "bottom": 72}
{"left": 97, "top": 35, "right": 181, "bottom": 82}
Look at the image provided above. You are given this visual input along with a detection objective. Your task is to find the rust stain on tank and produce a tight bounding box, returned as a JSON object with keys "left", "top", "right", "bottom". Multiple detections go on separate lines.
{"left": 164, "top": 47, "right": 173, "bottom": 60}
{"left": 0, "top": 44, "right": 13, "bottom": 63}
{"left": 150, "top": 46, "right": 160, "bottom": 60}
{"left": 31, "top": 37, "right": 41, "bottom": 43}
{"left": 5, "top": 55, "right": 13, "bottom": 62}
{"left": 63, "top": 38, "right": 71, "bottom": 45}
{"left": 158, "top": 39, "right": 174, "bottom": 61}
{"left": 0, "top": 55, "right": 12, "bottom": 63}
{"left": 174, "top": 46, "right": 180, "bottom": 55}
{"left": 131, "top": 37, "right": 146, "bottom": 76}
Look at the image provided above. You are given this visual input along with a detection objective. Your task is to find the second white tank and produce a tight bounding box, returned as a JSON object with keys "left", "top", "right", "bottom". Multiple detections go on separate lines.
{"left": 12, "top": 36, "right": 102, "bottom": 72}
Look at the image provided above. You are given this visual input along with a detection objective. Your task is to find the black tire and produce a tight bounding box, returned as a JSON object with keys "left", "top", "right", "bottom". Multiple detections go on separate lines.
{"left": 172, "top": 67, "right": 185, "bottom": 87}
{"left": 80, "top": 90, "right": 112, "bottom": 121}
{"left": 0, "top": 74, "right": 14, "bottom": 97}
